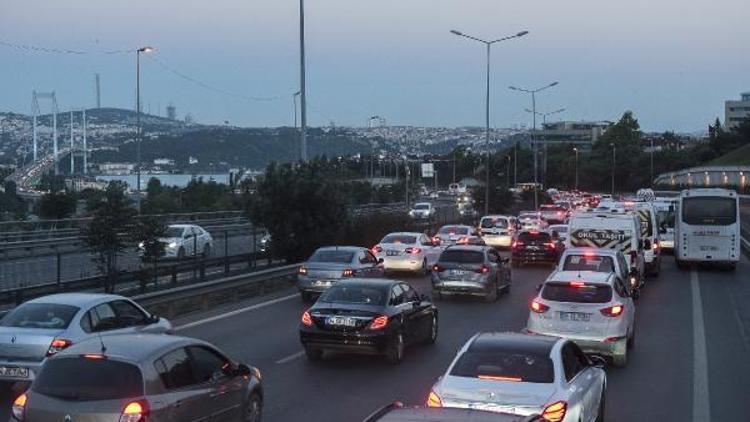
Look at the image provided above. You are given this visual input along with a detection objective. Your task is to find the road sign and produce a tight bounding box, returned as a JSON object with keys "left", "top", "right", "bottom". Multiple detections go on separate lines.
{"left": 421, "top": 163, "right": 434, "bottom": 178}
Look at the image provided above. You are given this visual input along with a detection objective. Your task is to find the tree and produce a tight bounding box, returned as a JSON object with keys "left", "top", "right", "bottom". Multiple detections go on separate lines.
{"left": 133, "top": 216, "right": 167, "bottom": 292}
{"left": 82, "top": 181, "right": 137, "bottom": 292}
{"left": 38, "top": 191, "right": 76, "bottom": 220}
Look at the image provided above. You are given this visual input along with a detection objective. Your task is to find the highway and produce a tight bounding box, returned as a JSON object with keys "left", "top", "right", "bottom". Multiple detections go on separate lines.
{"left": 1, "top": 252, "right": 743, "bottom": 420}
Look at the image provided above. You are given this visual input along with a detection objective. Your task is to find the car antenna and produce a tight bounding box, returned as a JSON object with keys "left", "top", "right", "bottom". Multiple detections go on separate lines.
{"left": 98, "top": 332, "right": 107, "bottom": 354}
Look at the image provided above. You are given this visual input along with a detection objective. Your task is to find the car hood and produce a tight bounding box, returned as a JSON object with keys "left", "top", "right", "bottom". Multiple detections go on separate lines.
{"left": 436, "top": 375, "right": 556, "bottom": 411}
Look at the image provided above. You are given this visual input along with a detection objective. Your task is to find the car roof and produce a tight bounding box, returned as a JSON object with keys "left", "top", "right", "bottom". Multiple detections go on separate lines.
{"left": 547, "top": 271, "right": 614, "bottom": 284}
{"left": 383, "top": 232, "right": 424, "bottom": 237}
{"left": 26, "top": 293, "right": 126, "bottom": 308}
{"left": 469, "top": 332, "right": 560, "bottom": 355}
{"left": 57, "top": 333, "right": 205, "bottom": 363}
{"left": 563, "top": 247, "right": 620, "bottom": 256}
{"left": 439, "top": 224, "right": 472, "bottom": 229}
{"left": 167, "top": 224, "right": 194, "bottom": 229}
{"left": 314, "top": 246, "right": 365, "bottom": 252}
{"left": 481, "top": 215, "right": 512, "bottom": 219}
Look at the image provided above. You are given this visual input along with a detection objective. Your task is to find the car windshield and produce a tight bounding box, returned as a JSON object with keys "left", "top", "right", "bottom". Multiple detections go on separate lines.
{"left": 480, "top": 218, "right": 508, "bottom": 229}
{"left": 682, "top": 197, "right": 737, "bottom": 226}
{"left": 381, "top": 235, "right": 417, "bottom": 244}
{"left": 0, "top": 303, "right": 79, "bottom": 329}
{"left": 33, "top": 357, "right": 143, "bottom": 401}
{"left": 540, "top": 205, "right": 564, "bottom": 211}
{"left": 542, "top": 282, "right": 613, "bottom": 303}
{"left": 413, "top": 204, "right": 429, "bottom": 210}
{"left": 308, "top": 250, "right": 355, "bottom": 263}
{"left": 562, "top": 255, "right": 615, "bottom": 272}
{"left": 439, "top": 226, "right": 469, "bottom": 235}
{"left": 439, "top": 250, "right": 484, "bottom": 264}
{"left": 318, "top": 285, "right": 387, "bottom": 306}
{"left": 166, "top": 227, "right": 185, "bottom": 238}
{"left": 450, "top": 350, "right": 554, "bottom": 384}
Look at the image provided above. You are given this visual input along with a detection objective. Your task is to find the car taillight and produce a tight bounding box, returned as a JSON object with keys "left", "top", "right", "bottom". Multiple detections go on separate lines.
{"left": 530, "top": 300, "right": 550, "bottom": 313}
{"left": 475, "top": 265, "right": 490, "bottom": 274}
{"left": 542, "top": 400, "right": 567, "bottom": 422}
{"left": 433, "top": 264, "right": 445, "bottom": 272}
{"left": 342, "top": 268, "right": 356, "bottom": 277}
{"left": 426, "top": 391, "right": 443, "bottom": 408}
{"left": 601, "top": 304, "right": 624, "bottom": 317}
{"left": 405, "top": 247, "right": 422, "bottom": 254}
{"left": 12, "top": 393, "right": 26, "bottom": 421}
{"left": 298, "top": 267, "right": 308, "bottom": 275}
{"left": 372, "top": 245, "right": 382, "bottom": 253}
{"left": 301, "top": 310, "right": 313, "bottom": 326}
{"left": 457, "top": 237, "right": 468, "bottom": 244}
{"left": 545, "top": 242, "right": 556, "bottom": 250}
{"left": 653, "top": 240, "right": 659, "bottom": 250}
{"left": 46, "top": 338, "right": 72, "bottom": 357}
{"left": 368, "top": 315, "right": 389, "bottom": 330}
{"left": 119, "top": 400, "right": 148, "bottom": 422}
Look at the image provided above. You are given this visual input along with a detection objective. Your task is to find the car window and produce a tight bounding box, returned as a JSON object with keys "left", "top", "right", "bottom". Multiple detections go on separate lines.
{"left": 361, "top": 250, "right": 378, "bottom": 264}
{"left": 155, "top": 348, "right": 196, "bottom": 389}
{"left": 390, "top": 284, "right": 405, "bottom": 306}
{"left": 308, "top": 250, "right": 355, "bottom": 263}
{"left": 34, "top": 357, "right": 143, "bottom": 401}
{"left": 562, "top": 255, "right": 615, "bottom": 273}
{"left": 439, "top": 250, "right": 484, "bottom": 264}
{"left": 419, "top": 234, "right": 430, "bottom": 245}
{"left": 617, "top": 253, "right": 629, "bottom": 275}
{"left": 0, "top": 303, "right": 79, "bottom": 330}
{"left": 542, "top": 283, "right": 613, "bottom": 304}
{"left": 400, "top": 283, "right": 418, "bottom": 302}
{"left": 187, "top": 346, "right": 230, "bottom": 383}
{"left": 90, "top": 303, "right": 119, "bottom": 332}
{"left": 318, "top": 284, "right": 387, "bottom": 306}
{"left": 572, "top": 343, "right": 591, "bottom": 370}
{"left": 562, "top": 343, "right": 585, "bottom": 381}
{"left": 382, "top": 234, "right": 417, "bottom": 244}
{"left": 487, "top": 250, "right": 498, "bottom": 263}
{"left": 517, "top": 232, "right": 552, "bottom": 242}
{"left": 110, "top": 300, "right": 148, "bottom": 326}
{"left": 614, "top": 278, "right": 629, "bottom": 298}
{"left": 166, "top": 227, "right": 185, "bottom": 238}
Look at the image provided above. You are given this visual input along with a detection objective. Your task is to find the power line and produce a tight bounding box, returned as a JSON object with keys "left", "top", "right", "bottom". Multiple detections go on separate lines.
{"left": 0, "top": 40, "right": 133, "bottom": 55}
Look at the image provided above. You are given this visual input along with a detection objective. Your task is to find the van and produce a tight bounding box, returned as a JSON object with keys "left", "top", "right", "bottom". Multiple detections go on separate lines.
{"left": 632, "top": 202, "right": 662, "bottom": 276}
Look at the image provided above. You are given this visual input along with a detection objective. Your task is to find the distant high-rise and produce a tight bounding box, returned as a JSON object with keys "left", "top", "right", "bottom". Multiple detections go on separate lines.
{"left": 725, "top": 92, "right": 750, "bottom": 130}
{"left": 166, "top": 103, "right": 176, "bottom": 120}
{"left": 95, "top": 74, "right": 101, "bottom": 108}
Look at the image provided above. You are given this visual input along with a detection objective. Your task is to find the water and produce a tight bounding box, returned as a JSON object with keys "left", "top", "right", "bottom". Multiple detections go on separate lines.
{"left": 97, "top": 173, "right": 231, "bottom": 188}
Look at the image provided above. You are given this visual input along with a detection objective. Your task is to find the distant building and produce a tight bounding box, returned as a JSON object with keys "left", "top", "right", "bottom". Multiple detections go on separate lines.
{"left": 153, "top": 158, "right": 175, "bottom": 166}
{"left": 98, "top": 162, "right": 134, "bottom": 175}
{"left": 166, "top": 104, "right": 176, "bottom": 120}
{"left": 536, "top": 121, "right": 613, "bottom": 149}
{"left": 189, "top": 156, "right": 198, "bottom": 165}
{"left": 725, "top": 92, "right": 750, "bottom": 130}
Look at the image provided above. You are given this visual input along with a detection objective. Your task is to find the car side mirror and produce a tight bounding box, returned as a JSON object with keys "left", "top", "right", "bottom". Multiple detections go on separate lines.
{"left": 147, "top": 314, "right": 160, "bottom": 324}
{"left": 233, "top": 363, "right": 253, "bottom": 377}
{"left": 588, "top": 355, "right": 607, "bottom": 369}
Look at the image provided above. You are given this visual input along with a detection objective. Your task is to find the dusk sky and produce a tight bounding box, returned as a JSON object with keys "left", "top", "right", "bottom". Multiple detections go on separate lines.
{"left": 2, "top": 0, "right": 748, "bottom": 132}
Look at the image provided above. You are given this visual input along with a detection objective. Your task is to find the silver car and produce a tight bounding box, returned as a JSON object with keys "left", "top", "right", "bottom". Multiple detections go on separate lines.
{"left": 428, "top": 332, "right": 606, "bottom": 422}
{"left": 11, "top": 333, "right": 263, "bottom": 422}
{"left": 434, "top": 225, "right": 476, "bottom": 246}
{"left": 0, "top": 293, "right": 171, "bottom": 386}
{"left": 297, "top": 246, "right": 385, "bottom": 302}
{"left": 431, "top": 246, "right": 511, "bottom": 302}
{"left": 148, "top": 224, "right": 214, "bottom": 259}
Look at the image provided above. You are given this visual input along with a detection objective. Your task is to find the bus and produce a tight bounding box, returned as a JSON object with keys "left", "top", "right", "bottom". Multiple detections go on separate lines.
{"left": 675, "top": 188, "right": 740, "bottom": 270}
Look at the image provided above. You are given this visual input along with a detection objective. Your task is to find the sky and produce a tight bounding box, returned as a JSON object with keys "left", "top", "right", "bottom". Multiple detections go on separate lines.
{"left": 1, "top": 0, "right": 748, "bottom": 132}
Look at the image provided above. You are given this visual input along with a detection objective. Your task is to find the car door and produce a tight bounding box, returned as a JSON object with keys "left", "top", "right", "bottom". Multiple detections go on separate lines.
{"left": 487, "top": 249, "right": 507, "bottom": 285}
{"left": 614, "top": 277, "right": 636, "bottom": 329}
{"left": 571, "top": 343, "right": 602, "bottom": 421}
{"left": 390, "top": 285, "right": 416, "bottom": 344}
{"left": 85, "top": 302, "right": 121, "bottom": 334}
{"left": 419, "top": 234, "right": 439, "bottom": 265}
{"left": 561, "top": 342, "right": 590, "bottom": 421}
{"left": 186, "top": 345, "right": 246, "bottom": 421}
{"left": 401, "top": 283, "right": 431, "bottom": 340}
{"left": 155, "top": 347, "right": 216, "bottom": 422}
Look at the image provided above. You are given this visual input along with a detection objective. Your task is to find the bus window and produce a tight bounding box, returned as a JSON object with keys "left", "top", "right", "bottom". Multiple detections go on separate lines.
{"left": 682, "top": 197, "right": 737, "bottom": 226}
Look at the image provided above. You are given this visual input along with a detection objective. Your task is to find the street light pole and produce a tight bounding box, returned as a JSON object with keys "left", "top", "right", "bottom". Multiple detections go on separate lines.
{"left": 505, "top": 155, "right": 511, "bottom": 188}
{"left": 450, "top": 29, "right": 528, "bottom": 216}
{"left": 299, "top": 0, "right": 308, "bottom": 162}
{"left": 610, "top": 143, "right": 616, "bottom": 196}
{"left": 293, "top": 91, "right": 301, "bottom": 129}
{"left": 135, "top": 46, "right": 153, "bottom": 213}
{"left": 573, "top": 147, "right": 579, "bottom": 190}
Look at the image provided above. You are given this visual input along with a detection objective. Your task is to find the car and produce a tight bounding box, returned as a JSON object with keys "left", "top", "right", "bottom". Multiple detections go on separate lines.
{"left": 297, "top": 246, "right": 385, "bottom": 302}
{"left": 372, "top": 232, "right": 442, "bottom": 274}
{"left": 479, "top": 215, "right": 519, "bottom": 249}
{"left": 409, "top": 202, "right": 436, "bottom": 220}
{"left": 256, "top": 231, "right": 272, "bottom": 254}
{"left": 511, "top": 230, "right": 564, "bottom": 267}
{"left": 527, "top": 271, "right": 636, "bottom": 367}
{"left": 432, "top": 245, "right": 511, "bottom": 302}
{"left": 363, "top": 402, "right": 542, "bottom": 422}
{"left": 434, "top": 225, "right": 477, "bottom": 246}
{"left": 458, "top": 205, "right": 478, "bottom": 219}
{"left": 539, "top": 204, "right": 568, "bottom": 224}
{"left": 299, "top": 278, "right": 438, "bottom": 363}
{"left": 11, "top": 333, "right": 263, "bottom": 422}
{"left": 0, "top": 293, "right": 171, "bottom": 386}
{"left": 140, "top": 224, "right": 213, "bottom": 259}
{"left": 427, "top": 332, "right": 606, "bottom": 421}
{"left": 548, "top": 224, "right": 569, "bottom": 243}
{"left": 558, "top": 247, "right": 640, "bottom": 296}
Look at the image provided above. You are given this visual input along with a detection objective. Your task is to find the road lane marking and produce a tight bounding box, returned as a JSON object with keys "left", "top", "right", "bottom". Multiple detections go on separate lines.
{"left": 276, "top": 350, "right": 305, "bottom": 364}
{"left": 691, "top": 270, "right": 711, "bottom": 422}
{"left": 175, "top": 293, "right": 298, "bottom": 331}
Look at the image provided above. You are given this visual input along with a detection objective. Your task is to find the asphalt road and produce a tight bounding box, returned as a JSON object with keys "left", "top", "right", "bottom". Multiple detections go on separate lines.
{"left": 2, "top": 252, "right": 738, "bottom": 421}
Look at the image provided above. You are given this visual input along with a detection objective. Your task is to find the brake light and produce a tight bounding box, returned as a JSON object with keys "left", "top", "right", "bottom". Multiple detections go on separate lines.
{"left": 368, "top": 315, "right": 389, "bottom": 330}
{"left": 433, "top": 264, "right": 445, "bottom": 272}
{"left": 457, "top": 237, "right": 468, "bottom": 244}
{"left": 372, "top": 245, "right": 382, "bottom": 253}
{"left": 542, "top": 400, "right": 567, "bottom": 422}
{"left": 12, "top": 393, "right": 26, "bottom": 421}
{"left": 530, "top": 300, "right": 550, "bottom": 313}
{"left": 583, "top": 251, "right": 597, "bottom": 257}
{"left": 301, "top": 310, "right": 313, "bottom": 326}
{"left": 119, "top": 400, "right": 148, "bottom": 422}
{"left": 601, "top": 304, "right": 624, "bottom": 317}
{"left": 405, "top": 247, "right": 422, "bottom": 254}
{"left": 653, "top": 240, "right": 660, "bottom": 250}
{"left": 545, "top": 242, "right": 556, "bottom": 250}
{"left": 298, "top": 267, "right": 308, "bottom": 276}
{"left": 475, "top": 265, "right": 490, "bottom": 274}
{"left": 570, "top": 281, "right": 586, "bottom": 288}
{"left": 83, "top": 354, "right": 107, "bottom": 360}
{"left": 46, "top": 338, "right": 72, "bottom": 357}
{"left": 477, "top": 375, "right": 522, "bottom": 382}
{"left": 342, "top": 268, "right": 356, "bottom": 277}
{"left": 426, "top": 391, "right": 443, "bottom": 408}
{"left": 530, "top": 230, "right": 540, "bottom": 235}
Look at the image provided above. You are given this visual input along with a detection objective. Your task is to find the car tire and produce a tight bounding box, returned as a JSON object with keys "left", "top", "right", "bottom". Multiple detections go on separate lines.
{"left": 177, "top": 247, "right": 185, "bottom": 260}
{"left": 244, "top": 392, "right": 263, "bottom": 422}
{"left": 612, "top": 349, "right": 627, "bottom": 367}
{"left": 304, "top": 345, "right": 323, "bottom": 361}
{"left": 424, "top": 314, "right": 438, "bottom": 345}
{"left": 385, "top": 333, "right": 405, "bottom": 364}
{"left": 484, "top": 281, "right": 498, "bottom": 303}
{"left": 595, "top": 390, "right": 606, "bottom": 422}
{"left": 627, "top": 326, "right": 636, "bottom": 349}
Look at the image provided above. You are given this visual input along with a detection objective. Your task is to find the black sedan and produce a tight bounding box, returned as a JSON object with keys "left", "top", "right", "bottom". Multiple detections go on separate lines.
{"left": 299, "top": 278, "right": 438, "bottom": 364}
{"left": 511, "top": 230, "right": 564, "bottom": 267}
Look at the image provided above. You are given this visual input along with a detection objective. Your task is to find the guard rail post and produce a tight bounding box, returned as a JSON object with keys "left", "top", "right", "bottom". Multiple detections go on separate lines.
{"left": 252, "top": 229, "right": 257, "bottom": 269}
{"left": 171, "top": 263, "right": 177, "bottom": 285}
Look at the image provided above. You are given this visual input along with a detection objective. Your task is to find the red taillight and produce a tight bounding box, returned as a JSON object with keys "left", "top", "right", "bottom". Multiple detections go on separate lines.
{"left": 601, "top": 304, "right": 624, "bottom": 317}
{"left": 530, "top": 300, "right": 550, "bottom": 313}
{"left": 83, "top": 354, "right": 107, "bottom": 360}
{"left": 119, "top": 400, "right": 148, "bottom": 422}
{"left": 12, "top": 393, "right": 26, "bottom": 421}
{"left": 475, "top": 265, "right": 490, "bottom": 274}
{"left": 405, "top": 247, "right": 422, "bottom": 254}
{"left": 46, "top": 338, "right": 72, "bottom": 357}
{"left": 653, "top": 240, "right": 660, "bottom": 250}
{"left": 542, "top": 400, "right": 567, "bottom": 422}
{"left": 426, "top": 391, "right": 443, "bottom": 408}
{"left": 372, "top": 245, "right": 383, "bottom": 254}
{"left": 570, "top": 281, "right": 586, "bottom": 288}
{"left": 298, "top": 267, "right": 308, "bottom": 276}
{"left": 342, "top": 268, "right": 356, "bottom": 277}
{"left": 433, "top": 264, "right": 445, "bottom": 272}
{"left": 545, "top": 242, "right": 556, "bottom": 250}
{"left": 301, "top": 310, "right": 313, "bottom": 326}
{"left": 457, "top": 237, "right": 468, "bottom": 244}
{"left": 368, "top": 315, "right": 389, "bottom": 330}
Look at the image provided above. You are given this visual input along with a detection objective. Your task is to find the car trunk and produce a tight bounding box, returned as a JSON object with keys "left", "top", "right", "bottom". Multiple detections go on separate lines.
{"left": 381, "top": 243, "right": 417, "bottom": 258}
{"left": 440, "top": 376, "right": 555, "bottom": 414}
{"left": 26, "top": 393, "right": 129, "bottom": 422}
{"left": 538, "top": 284, "right": 616, "bottom": 338}
{"left": 436, "top": 261, "right": 486, "bottom": 282}
{"left": 0, "top": 327, "right": 62, "bottom": 362}
{"left": 303, "top": 263, "right": 350, "bottom": 280}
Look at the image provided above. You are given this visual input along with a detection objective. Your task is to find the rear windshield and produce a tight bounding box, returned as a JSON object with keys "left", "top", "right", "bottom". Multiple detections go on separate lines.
{"left": 33, "top": 357, "right": 143, "bottom": 401}
{"left": 657, "top": 210, "right": 675, "bottom": 229}
{"left": 450, "top": 350, "right": 554, "bottom": 384}
{"left": 542, "top": 283, "right": 612, "bottom": 303}
{"left": 381, "top": 235, "right": 417, "bottom": 244}
{"left": 318, "top": 285, "right": 387, "bottom": 306}
{"left": 439, "top": 226, "right": 469, "bottom": 235}
{"left": 439, "top": 250, "right": 484, "bottom": 264}
{"left": 550, "top": 226, "right": 568, "bottom": 234}
{"left": 562, "top": 255, "right": 615, "bottom": 273}
{"left": 540, "top": 205, "right": 564, "bottom": 211}
{"left": 517, "top": 232, "right": 551, "bottom": 242}
{"left": 0, "top": 303, "right": 79, "bottom": 330}
{"left": 480, "top": 218, "right": 508, "bottom": 229}
{"left": 682, "top": 197, "right": 737, "bottom": 226}
{"left": 414, "top": 204, "right": 430, "bottom": 210}
{"left": 308, "top": 250, "right": 354, "bottom": 263}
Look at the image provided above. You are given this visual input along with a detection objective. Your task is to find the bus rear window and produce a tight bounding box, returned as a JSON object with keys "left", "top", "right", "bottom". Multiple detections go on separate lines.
{"left": 682, "top": 197, "right": 737, "bottom": 226}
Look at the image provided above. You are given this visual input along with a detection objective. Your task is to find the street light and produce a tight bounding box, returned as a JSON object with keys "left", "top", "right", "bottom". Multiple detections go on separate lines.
{"left": 293, "top": 91, "right": 301, "bottom": 128}
{"left": 505, "top": 155, "right": 512, "bottom": 188}
{"left": 136, "top": 45, "right": 154, "bottom": 213}
{"left": 524, "top": 107, "right": 564, "bottom": 186}
{"left": 610, "top": 143, "right": 616, "bottom": 195}
{"left": 573, "top": 147, "right": 579, "bottom": 190}
{"left": 450, "top": 29, "right": 528, "bottom": 216}
{"left": 509, "top": 82, "right": 559, "bottom": 209}
{"left": 299, "top": 0, "right": 308, "bottom": 161}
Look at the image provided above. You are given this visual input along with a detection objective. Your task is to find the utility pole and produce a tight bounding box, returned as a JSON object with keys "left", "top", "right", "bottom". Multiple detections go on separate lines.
{"left": 83, "top": 109, "right": 87, "bottom": 175}
{"left": 299, "top": 0, "right": 308, "bottom": 161}
{"left": 610, "top": 143, "right": 616, "bottom": 195}
{"left": 70, "top": 110, "right": 74, "bottom": 174}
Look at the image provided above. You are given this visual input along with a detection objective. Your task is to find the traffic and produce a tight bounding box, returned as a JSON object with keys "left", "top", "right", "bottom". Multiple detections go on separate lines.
{"left": 0, "top": 186, "right": 744, "bottom": 421}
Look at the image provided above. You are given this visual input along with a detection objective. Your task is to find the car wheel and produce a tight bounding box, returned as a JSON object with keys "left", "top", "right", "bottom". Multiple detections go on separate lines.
{"left": 385, "top": 333, "right": 405, "bottom": 364}
{"left": 484, "top": 281, "right": 498, "bottom": 303}
{"left": 202, "top": 243, "right": 211, "bottom": 258}
{"left": 627, "top": 326, "right": 636, "bottom": 349}
{"left": 304, "top": 345, "right": 323, "bottom": 361}
{"left": 244, "top": 392, "right": 263, "bottom": 422}
{"left": 596, "top": 390, "right": 606, "bottom": 422}
{"left": 177, "top": 247, "right": 185, "bottom": 260}
{"left": 420, "top": 259, "right": 428, "bottom": 276}
{"left": 425, "top": 314, "right": 438, "bottom": 345}
{"left": 612, "top": 349, "right": 627, "bottom": 367}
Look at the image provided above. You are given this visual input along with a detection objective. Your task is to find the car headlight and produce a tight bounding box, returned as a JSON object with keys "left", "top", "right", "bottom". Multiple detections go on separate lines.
{"left": 138, "top": 242, "right": 144, "bottom": 248}
{"left": 168, "top": 242, "right": 177, "bottom": 249}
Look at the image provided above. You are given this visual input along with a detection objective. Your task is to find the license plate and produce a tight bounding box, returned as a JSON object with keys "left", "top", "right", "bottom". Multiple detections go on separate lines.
{"left": 527, "top": 245, "right": 540, "bottom": 250}
{"left": 451, "top": 269, "right": 465, "bottom": 276}
{"left": 326, "top": 316, "right": 357, "bottom": 327}
{"left": 559, "top": 312, "right": 590, "bottom": 322}
{"left": 0, "top": 366, "right": 28, "bottom": 378}
{"left": 314, "top": 280, "right": 332, "bottom": 286}
{"left": 386, "top": 250, "right": 400, "bottom": 256}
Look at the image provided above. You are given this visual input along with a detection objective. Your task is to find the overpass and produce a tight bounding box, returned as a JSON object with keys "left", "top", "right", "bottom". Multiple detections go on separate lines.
{"left": 655, "top": 165, "right": 750, "bottom": 191}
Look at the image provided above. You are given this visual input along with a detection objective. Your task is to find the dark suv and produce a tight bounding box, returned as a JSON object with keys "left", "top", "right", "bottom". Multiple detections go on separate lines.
{"left": 511, "top": 230, "right": 564, "bottom": 267}
{"left": 431, "top": 246, "right": 511, "bottom": 302}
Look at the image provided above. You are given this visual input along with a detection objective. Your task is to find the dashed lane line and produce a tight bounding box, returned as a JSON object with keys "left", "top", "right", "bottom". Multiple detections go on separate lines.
{"left": 174, "top": 293, "right": 298, "bottom": 331}
{"left": 691, "top": 270, "right": 711, "bottom": 422}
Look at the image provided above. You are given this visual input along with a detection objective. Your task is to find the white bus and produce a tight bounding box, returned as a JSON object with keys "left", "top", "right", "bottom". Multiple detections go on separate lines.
{"left": 675, "top": 188, "right": 740, "bottom": 270}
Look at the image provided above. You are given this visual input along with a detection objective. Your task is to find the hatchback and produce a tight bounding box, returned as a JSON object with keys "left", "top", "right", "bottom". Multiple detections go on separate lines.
{"left": 432, "top": 246, "right": 511, "bottom": 302}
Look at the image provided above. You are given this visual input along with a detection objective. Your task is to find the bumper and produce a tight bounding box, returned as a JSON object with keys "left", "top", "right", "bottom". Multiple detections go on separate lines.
{"left": 512, "top": 251, "right": 557, "bottom": 264}
{"left": 297, "top": 277, "right": 341, "bottom": 294}
{"left": 0, "top": 360, "right": 44, "bottom": 383}
{"left": 433, "top": 279, "right": 491, "bottom": 296}
{"left": 382, "top": 257, "right": 424, "bottom": 272}
{"left": 528, "top": 329, "right": 626, "bottom": 357}
{"left": 482, "top": 235, "right": 512, "bottom": 247}
{"left": 300, "top": 329, "right": 390, "bottom": 355}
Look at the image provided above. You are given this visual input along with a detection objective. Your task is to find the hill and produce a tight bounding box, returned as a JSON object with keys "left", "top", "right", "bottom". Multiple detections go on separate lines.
{"left": 709, "top": 143, "right": 750, "bottom": 166}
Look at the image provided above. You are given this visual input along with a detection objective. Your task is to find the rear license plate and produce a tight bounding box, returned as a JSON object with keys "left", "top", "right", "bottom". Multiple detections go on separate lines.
{"left": 314, "top": 280, "right": 332, "bottom": 286}
{"left": 386, "top": 250, "right": 400, "bottom": 256}
{"left": 326, "top": 316, "right": 357, "bottom": 327}
{"left": 0, "top": 366, "right": 28, "bottom": 378}
{"left": 527, "top": 245, "right": 540, "bottom": 251}
{"left": 559, "top": 312, "right": 590, "bottom": 322}
{"left": 451, "top": 269, "right": 465, "bottom": 276}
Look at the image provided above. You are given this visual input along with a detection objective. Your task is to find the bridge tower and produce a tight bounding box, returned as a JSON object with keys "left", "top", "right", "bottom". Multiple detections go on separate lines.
{"left": 31, "top": 91, "right": 59, "bottom": 173}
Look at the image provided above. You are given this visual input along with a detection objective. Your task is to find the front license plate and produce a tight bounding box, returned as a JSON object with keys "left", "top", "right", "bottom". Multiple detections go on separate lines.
{"left": 327, "top": 316, "right": 357, "bottom": 327}
{"left": 0, "top": 366, "right": 28, "bottom": 378}
{"left": 559, "top": 312, "right": 590, "bottom": 322}
{"left": 386, "top": 250, "right": 400, "bottom": 256}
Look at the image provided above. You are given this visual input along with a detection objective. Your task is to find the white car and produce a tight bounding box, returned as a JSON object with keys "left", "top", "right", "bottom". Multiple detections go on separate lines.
{"left": 518, "top": 212, "right": 548, "bottom": 231}
{"left": 372, "top": 232, "right": 441, "bottom": 273}
{"left": 152, "top": 224, "right": 214, "bottom": 259}
{"left": 479, "top": 215, "right": 519, "bottom": 248}
{"left": 527, "top": 271, "right": 636, "bottom": 367}
{"left": 434, "top": 225, "right": 477, "bottom": 246}
{"left": 409, "top": 202, "right": 436, "bottom": 220}
{"left": 557, "top": 247, "right": 639, "bottom": 295}
{"left": 427, "top": 332, "right": 606, "bottom": 421}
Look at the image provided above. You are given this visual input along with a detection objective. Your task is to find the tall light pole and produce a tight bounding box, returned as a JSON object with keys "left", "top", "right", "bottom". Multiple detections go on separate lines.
{"left": 525, "top": 107, "right": 564, "bottom": 186}
{"left": 573, "top": 147, "right": 579, "bottom": 190}
{"left": 299, "top": 0, "right": 308, "bottom": 162}
{"left": 610, "top": 143, "right": 616, "bottom": 196}
{"left": 509, "top": 82, "right": 559, "bottom": 209}
{"left": 505, "top": 154, "right": 511, "bottom": 188}
{"left": 136, "top": 46, "right": 153, "bottom": 213}
{"left": 450, "top": 29, "right": 528, "bottom": 216}
{"left": 650, "top": 137, "right": 654, "bottom": 187}
{"left": 293, "top": 91, "right": 301, "bottom": 129}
